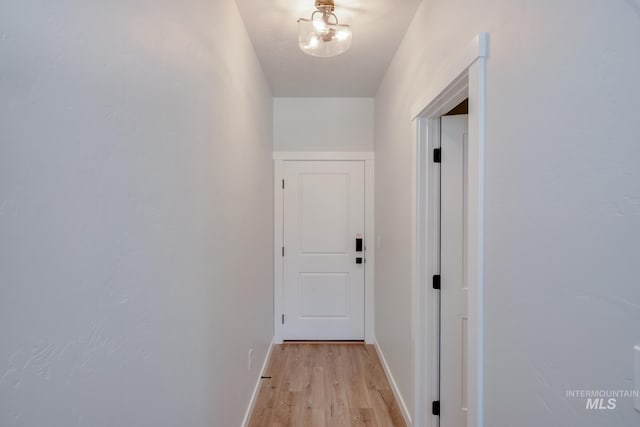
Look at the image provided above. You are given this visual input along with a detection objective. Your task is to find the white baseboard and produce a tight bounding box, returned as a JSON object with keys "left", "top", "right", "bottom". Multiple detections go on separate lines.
{"left": 373, "top": 337, "right": 413, "bottom": 426}
{"left": 241, "top": 337, "right": 275, "bottom": 427}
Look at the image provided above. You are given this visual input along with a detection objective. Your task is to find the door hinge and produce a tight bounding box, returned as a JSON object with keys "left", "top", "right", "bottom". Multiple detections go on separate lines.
{"left": 432, "top": 400, "right": 440, "bottom": 416}
{"left": 432, "top": 274, "right": 441, "bottom": 290}
{"left": 281, "top": 314, "right": 285, "bottom": 324}
{"left": 282, "top": 246, "right": 285, "bottom": 257}
{"left": 433, "top": 148, "right": 441, "bottom": 163}
{"left": 282, "top": 179, "right": 285, "bottom": 189}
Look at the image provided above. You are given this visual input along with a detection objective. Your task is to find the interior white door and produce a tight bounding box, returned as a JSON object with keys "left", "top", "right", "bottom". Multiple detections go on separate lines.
{"left": 440, "top": 115, "right": 469, "bottom": 427}
{"left": 282, "top": 160, "right": 365, "bottom": 340}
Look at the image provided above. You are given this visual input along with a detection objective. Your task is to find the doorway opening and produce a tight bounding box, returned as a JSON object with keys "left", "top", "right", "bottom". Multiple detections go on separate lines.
{"left": 273, "top": 152, "right": 376, "bottom": 344}
{"left": 444, "top": 99, "right": 469, "bottom": 116}
{"left": 411, "top": 33, "right": 487, "bottom": 427}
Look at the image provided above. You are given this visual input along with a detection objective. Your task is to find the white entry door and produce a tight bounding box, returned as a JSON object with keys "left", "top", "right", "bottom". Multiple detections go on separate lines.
{"left": 282, "top": 161, "right": 365, "bottom": 340}
{"left": 440, "top": 115, "right": 469, "bottom": 426}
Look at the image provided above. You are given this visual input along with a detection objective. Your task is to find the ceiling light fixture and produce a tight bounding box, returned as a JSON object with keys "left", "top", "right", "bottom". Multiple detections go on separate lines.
{"left": 298, "top": 0, "right": 352, "bottom": 57}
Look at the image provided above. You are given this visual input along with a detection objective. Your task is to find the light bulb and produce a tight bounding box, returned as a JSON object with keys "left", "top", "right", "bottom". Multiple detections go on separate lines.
{"left": 308, "top": 35, "right": 319, "bottom": 48}
{"left": 335, "top": 29, "right": 351, "bottom": 41}
{"left": 313, "top": 20, "right": 329, "bottom": 35}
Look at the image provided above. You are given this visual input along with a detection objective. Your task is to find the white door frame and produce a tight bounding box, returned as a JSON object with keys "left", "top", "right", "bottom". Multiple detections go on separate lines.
{"left": 411, "top": 33, "right": 487, "bottom": 427}
{"left": 273, "top": 152, "right": 375, "bottom": 344}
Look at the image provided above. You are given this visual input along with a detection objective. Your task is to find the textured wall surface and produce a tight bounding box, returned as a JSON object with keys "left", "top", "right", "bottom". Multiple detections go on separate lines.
{"left": 374, "top": 0, "right": 640, "bottom": 425}
{"left": 0, "top": 0, "right": 273, "bottom": 425}
{"left": 274, "top": 98, "right": 374, "bottom": 152}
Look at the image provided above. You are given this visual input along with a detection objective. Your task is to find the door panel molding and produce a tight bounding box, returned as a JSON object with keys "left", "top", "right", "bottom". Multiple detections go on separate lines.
{"left": 273, "top": 152, "right": 375, "bottom": 344}
{"left": 440, "top": 114, "right": 469, "bottom": 427}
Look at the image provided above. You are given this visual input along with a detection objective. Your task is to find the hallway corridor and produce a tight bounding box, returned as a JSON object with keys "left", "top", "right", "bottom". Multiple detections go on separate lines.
{"left": 248, "top": 344, "right": 406, "bottom": 427}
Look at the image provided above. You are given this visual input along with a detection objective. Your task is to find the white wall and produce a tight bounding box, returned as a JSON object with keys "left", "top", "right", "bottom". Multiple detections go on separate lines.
{"left": 375, "top": 0, "right": 640, "bottom": 425}
{"left": 274, "top": 98, "right": 374, "bottom": 152}
{"left": 0, "top": 1, "right": 273, "bottom": 426}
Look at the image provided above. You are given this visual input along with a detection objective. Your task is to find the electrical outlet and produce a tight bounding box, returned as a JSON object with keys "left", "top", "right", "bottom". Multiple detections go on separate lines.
{"left": 248, "top": 348, "right": 253, "bottom": 371}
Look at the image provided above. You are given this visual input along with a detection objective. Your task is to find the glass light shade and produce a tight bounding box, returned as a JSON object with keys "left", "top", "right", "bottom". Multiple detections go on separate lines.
{"left": 298, "top": 18, "right": 352, "bottom": 57}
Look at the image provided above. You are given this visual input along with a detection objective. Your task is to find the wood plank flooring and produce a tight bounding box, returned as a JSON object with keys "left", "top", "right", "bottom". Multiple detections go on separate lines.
{"left": 248, "top": 343, "right": 407, "bottom": 427}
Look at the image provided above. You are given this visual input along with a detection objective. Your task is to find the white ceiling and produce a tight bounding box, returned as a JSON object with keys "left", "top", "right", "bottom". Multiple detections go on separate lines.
{"left": 234, "top": 0, "right": 422, "bottom": 97}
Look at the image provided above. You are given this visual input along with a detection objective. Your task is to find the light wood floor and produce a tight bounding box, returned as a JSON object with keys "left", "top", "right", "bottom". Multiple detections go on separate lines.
{"left": 248, "top": 343, "right": 407, "bottom": 427}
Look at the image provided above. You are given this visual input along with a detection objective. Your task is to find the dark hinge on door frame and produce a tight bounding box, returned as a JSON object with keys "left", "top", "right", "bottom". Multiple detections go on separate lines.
{"left": 282, "top": 246, "right": 285, "bottom": 257}
{"left": 282, "top": 179, "right": 285, "bottom": 189}
{"left": 432, "top": 274, "right": 441, "bottom": 290}
{"left": 281, "top": 314, "right": 285, "bottom": 324}
{"left": 432, "top": 400, "right": 440, "bottom": 416}
{"left": 433, "top": 148, "right": 441, "bottom": 163}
